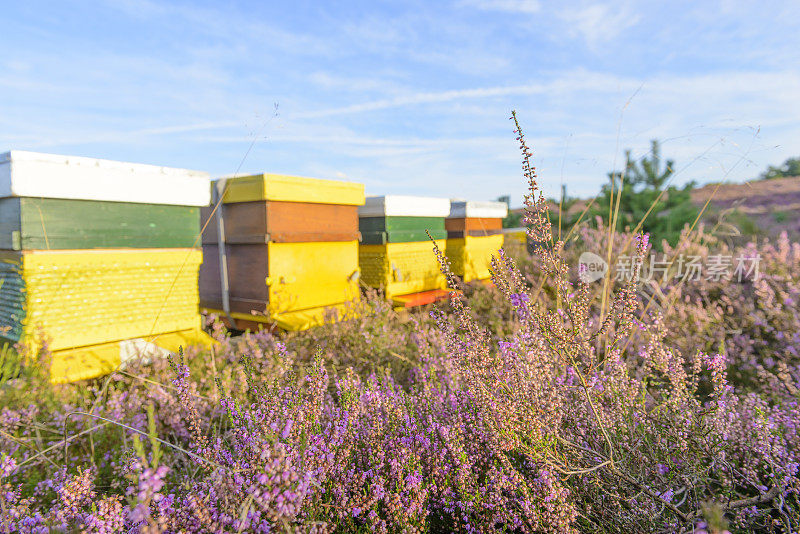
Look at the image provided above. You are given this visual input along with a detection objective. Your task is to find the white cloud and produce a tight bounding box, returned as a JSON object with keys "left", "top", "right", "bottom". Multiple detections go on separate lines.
{"left": 293, "top": 84, "right": 548, "bottom": 119}
{"left": 135, "top": 122, "right": 242, "bottom": 135}
{"left": 101, "top": 0, "right": 332, "bottom": 57}
{"left": 559, "top": 3, "right": 641, "bottom": 49}
{"left": 10, "top": 66, "right": 797, "bottom": 201}
{"left": 459, "top": 0, "right": 541, "bottom": 14}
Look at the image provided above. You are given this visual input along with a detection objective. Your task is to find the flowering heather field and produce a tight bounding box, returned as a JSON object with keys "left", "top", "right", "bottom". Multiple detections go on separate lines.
{"left": 2, "top": 125, "right": 800, "bottom": 533}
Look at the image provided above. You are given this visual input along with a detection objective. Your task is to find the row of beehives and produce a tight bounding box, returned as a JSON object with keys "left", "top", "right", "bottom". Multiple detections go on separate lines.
{"left": 0, "top": 150, "right": 506, "bottom": 382}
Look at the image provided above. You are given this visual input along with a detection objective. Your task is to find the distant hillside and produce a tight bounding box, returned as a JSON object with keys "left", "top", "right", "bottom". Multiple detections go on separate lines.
{"left": 508, "top": 176, "right": 800, "bottom": 240}
{"left": 690, "top": 175, "right": 800, "bottom": 207}
{"left": 691, "top": 176, "right": 800, "bottom": 239}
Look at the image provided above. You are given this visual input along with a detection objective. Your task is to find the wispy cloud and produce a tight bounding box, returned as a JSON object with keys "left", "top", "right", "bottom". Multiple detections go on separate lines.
{"left": 458, "top": 0, "right": 541, "bottom": 14}
{"left": 135, "top": 122, "right": 243, "bottom": 136}
{"left": 294, "top": 84, "right": 547, "bottom": 119}
{"left": 559, "top": 3, "right": 641, "bottom": 49}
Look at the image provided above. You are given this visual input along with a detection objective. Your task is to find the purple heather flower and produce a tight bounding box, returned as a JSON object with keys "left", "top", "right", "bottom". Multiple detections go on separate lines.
{"left": 509, "top": 292, "right": 530, "bottom": 307}
{"left": 498, "top": 340, "right": 517, "bottom": 353}
{"left": 0, "top": 454, "right": 17, "bottom": 478}
{"left": 281, "top": 419, "right": 294, "bottom": 440}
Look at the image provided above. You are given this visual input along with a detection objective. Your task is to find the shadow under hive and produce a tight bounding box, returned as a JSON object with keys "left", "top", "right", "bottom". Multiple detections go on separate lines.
{"left": 358, "top": 195, "right": 450, "bottom": 299}
{"left": 199, "top": 173, "right": 364, "bottom": 331}
{"left": 445, "top": 201, "right": 508, "bottom": 282}
{"left": 0, "top": 150, "right": 213, "bottom": 382}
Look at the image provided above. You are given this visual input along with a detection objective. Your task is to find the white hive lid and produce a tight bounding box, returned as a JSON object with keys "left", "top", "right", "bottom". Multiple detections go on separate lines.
{"left": 448, "top": 200, "right": 508, "bottom": 218}
{"left": 358, "top": 195, "right": 451, "bottom": 217}
{"left": 0, "top": 150, "right": 211, "bottom": 206}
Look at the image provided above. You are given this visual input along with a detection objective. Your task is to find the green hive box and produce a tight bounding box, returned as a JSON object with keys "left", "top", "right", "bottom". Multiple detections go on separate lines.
{"left": 359, "top": 216, "right": 446, "bottom": 245}
{"left": 0, "top": 197, "right": 200, "bottom": 250}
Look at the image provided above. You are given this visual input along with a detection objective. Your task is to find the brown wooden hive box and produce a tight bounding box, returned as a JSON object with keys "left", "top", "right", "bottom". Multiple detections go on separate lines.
{"left": 445, "top": 217, "right": 503, "bottom": 238}
{"left": 199, "top": 244, "right": 270, "bottom": 314}
{"left": 201, "top": 201, "right": 359, "bottom": 244}
{"left": 199, "top": 241, "right": 359, "bottom": 315}
{"left": 445, "top": 217, "right": 503, "bottom": 231}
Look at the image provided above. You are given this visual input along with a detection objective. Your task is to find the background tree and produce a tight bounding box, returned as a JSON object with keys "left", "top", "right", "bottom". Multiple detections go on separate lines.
{"left": 589, "top": 140, "right": 698, "bottom": 249}
{"left": 759, "top": 156, "right": 800, "bottom": 180}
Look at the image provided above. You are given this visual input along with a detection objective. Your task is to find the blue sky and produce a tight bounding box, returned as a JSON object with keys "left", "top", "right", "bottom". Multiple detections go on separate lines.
{"left": 2, "top": 0, "right": 799, "bottom": 205}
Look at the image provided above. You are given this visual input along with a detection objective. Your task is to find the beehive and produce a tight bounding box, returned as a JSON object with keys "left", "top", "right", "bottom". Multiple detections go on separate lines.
{"left": 358, "top": 196, "right": 450, "bottom": 299}
{"left": 446, "top": 201, "right": 508, "bottom": 282}
{"left": 0, "top": 249, "right": 203, "bottom": 352}
{"left": 0, "top": 150, "right": 212, "bottom": 382}
{"left": 200, "top": 173, "right": 364, "bottom": 331}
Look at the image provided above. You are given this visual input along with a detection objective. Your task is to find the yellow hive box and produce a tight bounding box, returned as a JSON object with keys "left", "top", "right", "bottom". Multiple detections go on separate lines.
{"left": 502, "top": 228, "right": 528, "bottom": 245}
{"left": 217, "top": 173, "right": 366, "bottom": 205}
{"left": 0, "top": 248, "right": 204, "bottom": 353}
{"left": 200, "top": 241, "right": 360, "bottom": 329}
{"left": 446, "top": 234, "right": 504, "bottom": 282}
{"left": 359, "top": 240, "right": 447, "bottom": 298}
{"left": 49, "top": 328, "right": 215, "bottom": 383}
{"left": 267, "top": 241, "right": 360, "bottom": 314}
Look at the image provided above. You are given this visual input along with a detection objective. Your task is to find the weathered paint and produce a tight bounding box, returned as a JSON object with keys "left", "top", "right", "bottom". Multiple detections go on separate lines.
{"left": 0, "top": 197, "right": 200, "bottom": 250}
{"left": 49, "top": 328, "right": 214, "bottom": 383}
{"left": 201, "top": 201, "right": 358, "bottom": 244}
{"left": 200, "top": 241, "right": 360, "bottom": 319}
{"left": 267, "top": 241, "right": 360, "bottom": 314}
{"left": 359, "top": 216, "right": 446, "bottom": 244}
{"left": 444, "top": 217, "right": 503, "bottom": 232}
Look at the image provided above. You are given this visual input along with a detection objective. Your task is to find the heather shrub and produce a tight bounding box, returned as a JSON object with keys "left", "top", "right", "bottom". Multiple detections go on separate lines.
{"left": 422, "top": 113, "right": 799, "bottom": 532}
{"left": 278, "top": 288, "right": 448, "bottom": 383}
{"left": 657, "top": 230, "right": 800, "bottom": 399}
{"left": 1, "top": 115, "right": 799, "bottom": 532}
{"left": 503, "top": 216, "right": 800, "bottom": 403}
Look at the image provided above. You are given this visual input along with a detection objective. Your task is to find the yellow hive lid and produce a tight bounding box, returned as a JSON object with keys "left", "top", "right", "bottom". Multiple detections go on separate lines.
{"left": 213, "top": 173, "right": 365, "bottom": 206}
